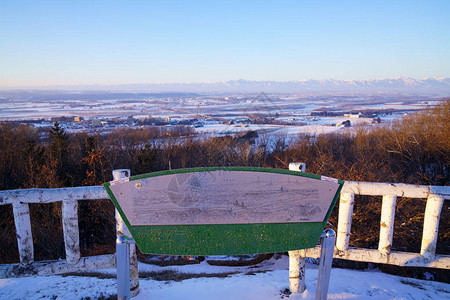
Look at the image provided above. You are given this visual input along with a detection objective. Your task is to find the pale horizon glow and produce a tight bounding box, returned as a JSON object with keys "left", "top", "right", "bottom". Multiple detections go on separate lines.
{"left": 1, "top": 76, "right": 449, "bottom": 90}
{"left": 1, "top": 0, "right": 449, "bottom": 88}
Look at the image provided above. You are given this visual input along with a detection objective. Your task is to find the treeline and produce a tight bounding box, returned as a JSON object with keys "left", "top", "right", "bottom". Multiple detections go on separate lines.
{"left": 0, "top": 100, "right": 448, "bottom": 263}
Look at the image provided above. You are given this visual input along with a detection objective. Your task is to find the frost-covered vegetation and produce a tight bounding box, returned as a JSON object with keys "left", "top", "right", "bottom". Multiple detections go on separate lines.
{"left": 0, "top": 100, "right": 448, "bottom": 264}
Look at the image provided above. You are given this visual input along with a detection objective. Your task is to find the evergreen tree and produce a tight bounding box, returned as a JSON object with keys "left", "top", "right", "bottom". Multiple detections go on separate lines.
{"left": 49, "top": 122, "right": 68, "bottom": 161}
{"left": 137, "top": 143, "right": 157, "bottom": 174}
{"left": 48, "top": 122, "right": 70, "bottom": 186}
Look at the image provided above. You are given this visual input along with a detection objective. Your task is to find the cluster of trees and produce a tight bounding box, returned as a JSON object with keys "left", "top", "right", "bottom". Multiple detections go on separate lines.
{"left": 0, "top": 100, "right": 448, "bottom": 263}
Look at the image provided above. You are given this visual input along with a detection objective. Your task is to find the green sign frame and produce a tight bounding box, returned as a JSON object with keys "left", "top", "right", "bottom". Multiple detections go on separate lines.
{"left": 103, "top": 167, "right": 344, "bottom": 255}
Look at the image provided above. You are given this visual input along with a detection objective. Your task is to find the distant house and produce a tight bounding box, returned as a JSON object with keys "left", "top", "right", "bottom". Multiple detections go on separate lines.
{"left": 92, "top": 119, "right": 102, "bottom": 127}
{"left": 344, "top": 113, "right": 362, "bottom": 119}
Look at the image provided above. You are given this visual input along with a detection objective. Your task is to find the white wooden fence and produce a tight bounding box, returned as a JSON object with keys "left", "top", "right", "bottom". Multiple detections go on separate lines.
{"left": 0, "top": 172, "right": 449, "bottom": 281}
{"left": 305, "top": 181, "right": 450, "bottom": 269}
{"left": 0, "top": 185, "right": 115, "bottom": 278}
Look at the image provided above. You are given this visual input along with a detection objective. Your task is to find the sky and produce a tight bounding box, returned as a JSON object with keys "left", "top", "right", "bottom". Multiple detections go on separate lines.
{"left": 0, "top": 0, "right": 449, "bottom": 87}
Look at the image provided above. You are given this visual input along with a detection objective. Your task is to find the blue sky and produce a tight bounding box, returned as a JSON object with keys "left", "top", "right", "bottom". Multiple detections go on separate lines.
{"left": 0, "top": 0, "right": 449, "bottom": 87}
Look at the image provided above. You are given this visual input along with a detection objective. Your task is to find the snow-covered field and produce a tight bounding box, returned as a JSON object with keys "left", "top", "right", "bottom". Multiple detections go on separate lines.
{"left": 0, "top": 92, "right": 437, "bottom": 122}
{"left": 0, "top": 92, "right": 439, "bottom": 137}
{"left": 1, "top": 256, "right": 448, "bottom": 299}
{"left": 193, "top": 118, "right": 383, "bottom": 138}
{"left": 194, "top": 123, "right": 345, "bottom": 136}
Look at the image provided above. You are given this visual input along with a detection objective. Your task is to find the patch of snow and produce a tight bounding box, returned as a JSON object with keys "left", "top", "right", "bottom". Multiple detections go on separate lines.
{"left": 0, "top": 256, "right": 448, "bottom": 299}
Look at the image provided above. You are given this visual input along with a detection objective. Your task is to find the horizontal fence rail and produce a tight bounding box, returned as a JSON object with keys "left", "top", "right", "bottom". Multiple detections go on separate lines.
{"left": 0, "top": 186, "right": 113, "bottom": 278}
{"left": 308, "top": 181, "right": 449, "bottom": 269}
{"left": 0, "top": 179, "right": 449, "bottom": 279}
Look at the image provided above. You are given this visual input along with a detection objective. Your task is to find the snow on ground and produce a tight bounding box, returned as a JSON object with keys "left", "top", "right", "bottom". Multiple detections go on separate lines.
{"left": 194, "top": 123, "right": 344, "bottom": 136}
{"left": 361, "top": 103, "right": 429, "bottom": 110}
{"left": 1, "top": 255, "right": 449, "bottom": 299}
{"left": 192, "top": 116, "right": 395, "bottom": 138}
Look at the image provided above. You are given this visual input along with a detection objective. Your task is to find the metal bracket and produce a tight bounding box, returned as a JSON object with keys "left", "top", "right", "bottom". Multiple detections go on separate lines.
{"left": 116, "top": 235, "right": 135, "bottom": 300}
{"left": 316, "top": 228, "right": 336, "bottom": 300}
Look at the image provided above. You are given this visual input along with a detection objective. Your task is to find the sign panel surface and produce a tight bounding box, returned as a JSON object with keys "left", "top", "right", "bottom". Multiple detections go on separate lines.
{"left": 109, "top": 170, "right": 339, "bottom": 226}
{"left": 104, "top": 167, "right": 344, "bottom": 255}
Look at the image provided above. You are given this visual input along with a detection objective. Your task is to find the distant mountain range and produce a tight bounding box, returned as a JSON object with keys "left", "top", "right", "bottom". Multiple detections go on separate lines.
{"left": 4, "top": 78, "right": 450, "bottom": 95}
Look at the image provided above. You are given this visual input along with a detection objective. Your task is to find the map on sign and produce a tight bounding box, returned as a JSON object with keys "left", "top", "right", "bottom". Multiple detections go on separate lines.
{"left": 104, "top": 167, "right": 344, "bottom": 255}
{"left": 109, "top": 170, "right": 338, "bottom": 226}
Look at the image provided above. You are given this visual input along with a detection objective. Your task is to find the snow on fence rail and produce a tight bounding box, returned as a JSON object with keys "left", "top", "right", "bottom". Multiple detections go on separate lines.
{"left": 0, "top": 178, "right": 449, "bottom": 279}
{"left": 307, "top": 182, "right": 450, "bottom": 269}
{"left": 0, "top": 185, "right": 114, "bottom": 278}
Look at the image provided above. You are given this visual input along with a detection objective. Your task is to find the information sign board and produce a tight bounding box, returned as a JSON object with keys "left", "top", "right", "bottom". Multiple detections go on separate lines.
{"left": 103, "top": 167, "right": 343, "bottom": 255}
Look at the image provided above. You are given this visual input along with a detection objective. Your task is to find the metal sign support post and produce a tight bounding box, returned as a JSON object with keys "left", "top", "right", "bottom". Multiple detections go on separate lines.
{"left": 117, "top": 235, "right": 135, "bottom": 300}
{"left": 113, "top": 169, "right": 139, "bottom": 297}
{"left": 315, "top": 228, "right": 336, "bottom": 300}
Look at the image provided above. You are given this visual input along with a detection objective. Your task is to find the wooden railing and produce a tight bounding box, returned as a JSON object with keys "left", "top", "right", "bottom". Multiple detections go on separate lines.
{"left": 0, "top": 185, "right": 115, "bottom": 278}
{"left": 306, "top": 182, "right": 450, "bottom": 269}
{"left": 0, "top": 172, "right": 449, "bottom": 280}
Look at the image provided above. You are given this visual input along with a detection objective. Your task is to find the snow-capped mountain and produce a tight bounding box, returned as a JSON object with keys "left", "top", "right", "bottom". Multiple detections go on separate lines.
{"left": 7, "top": 78, "right": 450, "bottom": 95}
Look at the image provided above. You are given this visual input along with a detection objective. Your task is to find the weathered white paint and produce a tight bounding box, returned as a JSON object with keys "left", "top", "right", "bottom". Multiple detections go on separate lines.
{"left": 289, "top": 162, "right": 306, "bottom": 173}
{"left": 0, "top": 186, "right": 107, "bottom": 205}
{"left": 62, "top": 199, "right": 81, "bottom": 264}
{"left": 303, "top": 247, "right": 450, "bottom": 269}
{"left": 113, "top": 169, "right": 140, "bottom": 297}
{"left": 0, "top": 254, "right": 115, "bottom": 278}
{"left": 342, "top": 181, "right": 449, "bottom": 199}
{"left": 336, "top": 192, "right": 354, "bottom": 252}
{"left": 288, "top": 163, "right": 307, "bottom": 293}
{"left": 378, "top": 195, "right": 397, "bottom": 255}
{"left": 129, "top": 241, "right": 139, "bottom": 296}
{"left": 12, "top": 202, "right": 34, "bottom": 265}
{"left": 420, "top": 196, "right": 444, "bottom": 260}
{"left": 114, "top": 170, "right": 132, "bottom": 240}
{"left": 288, "top": 250, "right": 306, "bottom": 293}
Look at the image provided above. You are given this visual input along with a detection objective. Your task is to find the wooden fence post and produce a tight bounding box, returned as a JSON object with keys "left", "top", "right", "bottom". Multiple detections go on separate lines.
{"left": 113, "top": 169, "right": 140, "bottom": 297}
{"left": 12, "top": 202, "right": 34, "bottom": 265}
{"left": 378, "top": 195, "right": 397, "bottom": 255}
{"left": 336, "top": 192, "right": 355, "bottom": 253}
{"left": 288, "top": 249, "right": 306, "bottom": 293}
{"left": 420, "top": 196, "right": 444, "bottom": 260}
{"left": 288, "top": 162, "right": 307, "bottom": 293}
{"left": 62, "top": 199, "right": 81, "bottom": 264}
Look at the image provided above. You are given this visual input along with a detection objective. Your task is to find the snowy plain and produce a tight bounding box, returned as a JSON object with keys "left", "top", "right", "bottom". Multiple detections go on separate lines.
{"left": 1, "top": 255, "right": 448, "bottom": 300}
